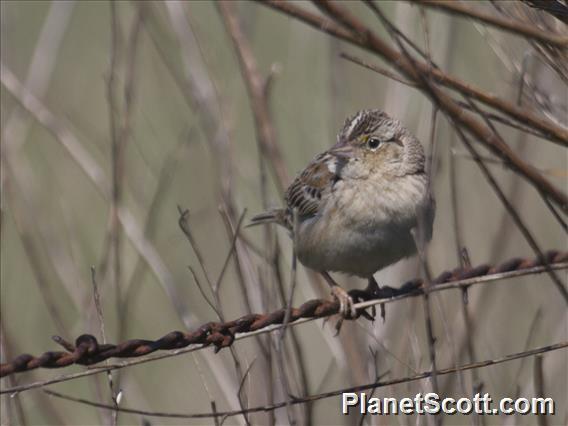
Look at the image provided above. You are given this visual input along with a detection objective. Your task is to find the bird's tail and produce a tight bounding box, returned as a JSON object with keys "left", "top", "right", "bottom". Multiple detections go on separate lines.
{"left": 247, "top": 208, "right": 290, "bottom": 229}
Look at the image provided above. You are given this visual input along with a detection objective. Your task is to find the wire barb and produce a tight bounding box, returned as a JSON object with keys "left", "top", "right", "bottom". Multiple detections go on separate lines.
{"left": 1, "top": 250, "right": 566, "bottom": 379}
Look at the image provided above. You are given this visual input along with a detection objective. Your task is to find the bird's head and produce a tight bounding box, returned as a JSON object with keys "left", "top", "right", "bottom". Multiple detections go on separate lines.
{"left": 334, "top": 109, "right": 425, "bottom": 178}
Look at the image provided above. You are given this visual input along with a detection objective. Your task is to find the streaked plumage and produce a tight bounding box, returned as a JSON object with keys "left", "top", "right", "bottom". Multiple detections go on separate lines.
{"left": 250, "top": 109, "right": 435, "bottom": 316}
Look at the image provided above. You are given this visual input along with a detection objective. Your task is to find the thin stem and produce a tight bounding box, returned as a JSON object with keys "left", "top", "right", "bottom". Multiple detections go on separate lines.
{"left": 41, "top": 341, "right": 568, "bottom": 419}
{"left": 2, "top": 260, "right": 566, "bottom": 392}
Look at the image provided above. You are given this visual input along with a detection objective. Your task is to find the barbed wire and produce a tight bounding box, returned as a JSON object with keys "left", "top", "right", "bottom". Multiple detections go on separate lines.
{"left": 41, "top": 340, "right": 568, "bottom": 420}
{"left": 1, "top": 250, "right": 566, "bottom": 385}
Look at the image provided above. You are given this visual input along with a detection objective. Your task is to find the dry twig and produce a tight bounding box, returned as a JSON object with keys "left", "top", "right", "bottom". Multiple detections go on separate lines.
{"left": 416, "top": 0, "right": 568, "bottom": 48}
{"left": 1, "top": 251, "right": 566, "bottom": 384}
{"left": 40, "top": 341, "right": 568, "bottom": 420}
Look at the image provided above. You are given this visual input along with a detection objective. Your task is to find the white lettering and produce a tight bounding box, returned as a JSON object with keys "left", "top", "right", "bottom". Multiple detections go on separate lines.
{"left": 501, "top": 397, "right": 514, "bottom": 414}
{"left": 442, "top": 397, "right": 456, "bottom": 414}
{"left": 457, "top": 397, "right": 473, "bottom": 414}
{"left": 400, "top": 398, "right": 413, "bottom": 414}
{"left": 339, "top": 392, "right": 555, "bottom": 416}
{"left": 532, "top": 397, "right": 554, "bottom": 415}
{"left": 515, "top": 398, "right": 530, "bottom": 415}
{"left": 424, "top": 392, "right": 440, "bottom": 414}
{"left": 382, "top": 397, "right": 397, "bottom": 414}
{"left": 368, "top": 397, "right": 380, "bottom": 414}
{"left": 342, "top": 393, "right": 358, "bottom": 414}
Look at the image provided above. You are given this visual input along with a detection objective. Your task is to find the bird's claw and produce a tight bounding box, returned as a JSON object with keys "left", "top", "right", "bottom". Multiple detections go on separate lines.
{"left": 331, "top": 285, "right": 356, "bottom": 319}
{"left": 331, "top": 286, "right": 356, "bottom": 334}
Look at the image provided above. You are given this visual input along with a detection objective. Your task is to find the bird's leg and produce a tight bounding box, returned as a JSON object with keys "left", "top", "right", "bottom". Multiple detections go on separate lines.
{"left": 320, "top": 272, "right": 356, "bottom": 331}
{"left": 366, "top": 276, "right": 386, "bottom": 323}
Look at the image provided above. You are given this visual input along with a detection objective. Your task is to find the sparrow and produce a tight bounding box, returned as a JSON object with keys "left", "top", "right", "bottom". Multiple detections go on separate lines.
{"left": 250, "top": 109, "right": 435, "bottom": 322}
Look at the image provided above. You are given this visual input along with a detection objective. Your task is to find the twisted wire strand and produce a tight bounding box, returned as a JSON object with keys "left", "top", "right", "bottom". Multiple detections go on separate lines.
{"left": 1, "top": 250, "right": 566, "bottom": 379}
{"left": 41, "top": 340, "right": 568, "bottom": 419}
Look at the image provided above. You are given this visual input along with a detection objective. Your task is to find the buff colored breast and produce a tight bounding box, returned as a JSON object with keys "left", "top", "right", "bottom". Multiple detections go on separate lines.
{"left": 295, "top": 174, "right": 433, "bottom": 277}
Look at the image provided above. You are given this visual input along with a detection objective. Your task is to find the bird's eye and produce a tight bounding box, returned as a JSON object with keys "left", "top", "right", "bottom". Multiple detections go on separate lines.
{"left": 367, "top": 137, "right": 381, "bottom": 150}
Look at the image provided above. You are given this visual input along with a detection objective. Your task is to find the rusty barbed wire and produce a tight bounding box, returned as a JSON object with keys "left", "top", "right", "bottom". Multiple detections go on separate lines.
{"left": 1, "top": 250, "right": 566, "bottom": 379}
{"left": 40, "top": 340, "right": 568, "bottom": 420}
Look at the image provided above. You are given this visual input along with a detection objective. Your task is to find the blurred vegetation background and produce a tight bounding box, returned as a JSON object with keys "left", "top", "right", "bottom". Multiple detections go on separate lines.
{"left": 1, "top": 1, "right": 566, "bottom": 425}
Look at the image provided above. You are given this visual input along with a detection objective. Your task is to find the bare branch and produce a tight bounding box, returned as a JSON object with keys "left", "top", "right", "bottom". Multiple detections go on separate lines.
{"left": 217, "top": 0, "right": 289, "bottom": 194}
{"left": 259, "top": 0, "right": 568, "bottom": 147}
{"left": 41, "top": 341, "right": 568, "bottom": 419}
{"left": 416, "top": 0, "right": 568, "bottom": 48}
{"left": 1, "top": 253, "right": 566, "bottom": 386}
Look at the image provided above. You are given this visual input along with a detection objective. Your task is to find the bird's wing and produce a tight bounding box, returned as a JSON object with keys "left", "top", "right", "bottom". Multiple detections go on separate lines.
{"left": 285, "top": 147, "right": 351, "bottom": 219}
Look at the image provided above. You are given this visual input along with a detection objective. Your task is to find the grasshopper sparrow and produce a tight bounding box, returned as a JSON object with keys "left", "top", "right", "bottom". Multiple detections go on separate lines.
{"left": 251, "top": 109, "right": 435, "bottom": 320}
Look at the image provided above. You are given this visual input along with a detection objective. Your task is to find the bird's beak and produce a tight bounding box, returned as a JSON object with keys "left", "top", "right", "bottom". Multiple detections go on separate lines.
{"left": 330, "top": 145, "right": 356, "bottom": 159}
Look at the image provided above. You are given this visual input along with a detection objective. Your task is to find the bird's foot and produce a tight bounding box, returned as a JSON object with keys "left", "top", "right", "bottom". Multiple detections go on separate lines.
{"left": 365, "top": 278, "right": 386, "bottom": 323}
{"left": 332, "top": 285, "right": 356, "bottom": 318}
{"left": 358, "top": 277, "right": 386, "bottom": 323}
{"left": 331, "top": 285, "right": 356, "bottom": 334}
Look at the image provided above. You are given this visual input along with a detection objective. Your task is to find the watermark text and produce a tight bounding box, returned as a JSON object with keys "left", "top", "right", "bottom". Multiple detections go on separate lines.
{"left": 342, "top": 392, "right": 554, "bottom": 416}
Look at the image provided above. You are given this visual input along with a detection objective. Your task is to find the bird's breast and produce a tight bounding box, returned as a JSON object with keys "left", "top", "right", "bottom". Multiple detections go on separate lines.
{"left": 295, "top": 174, "right": 433, "bottom": 277}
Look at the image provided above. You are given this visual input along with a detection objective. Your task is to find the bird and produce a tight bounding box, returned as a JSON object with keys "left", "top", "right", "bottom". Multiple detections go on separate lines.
{"left": 249, "top": 109, "right": 435, "bottom": 323}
